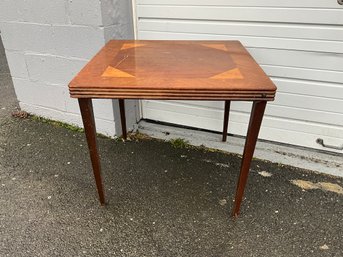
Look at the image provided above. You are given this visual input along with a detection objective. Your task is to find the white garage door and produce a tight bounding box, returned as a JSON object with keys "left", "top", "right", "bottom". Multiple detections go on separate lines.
{"left": 135, "top": 0, "right": 343, "bottom": 154}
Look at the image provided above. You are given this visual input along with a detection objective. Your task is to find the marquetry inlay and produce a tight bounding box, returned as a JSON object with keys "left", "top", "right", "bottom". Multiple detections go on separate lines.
{"left": 101, "top": 42, "right": 244, "bottom": 80}
{"left": 102, "top": 66, "right": 134, "bottom": 78}
{"left": 69, "top": 40, "right": 276, "bottom": 101}
{"left": 120, "top": 43, "right": 145, "bottom": 50}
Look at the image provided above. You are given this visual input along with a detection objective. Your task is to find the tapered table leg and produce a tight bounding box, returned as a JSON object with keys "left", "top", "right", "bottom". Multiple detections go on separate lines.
{"left": 119, "top": 99, "right": 127, "bottom": 140}
{"left": 232, "top": 101, "right": 267, "bottom": 217}
{"left": 78, "top": 98, "right": 105, "bottom": 205}
{"left": 222, "top": 100, "right": 231, "bottom": 142}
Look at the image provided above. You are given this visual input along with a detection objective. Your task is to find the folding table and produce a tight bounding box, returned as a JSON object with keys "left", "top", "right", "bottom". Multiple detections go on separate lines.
{"left": 69, "top": 40, "right": 276, "bottom": 216}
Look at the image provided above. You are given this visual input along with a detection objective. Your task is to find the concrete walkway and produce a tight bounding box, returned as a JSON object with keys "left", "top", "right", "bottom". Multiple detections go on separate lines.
{"left": 0, "top": 38, "right": 342, "bottom": 257}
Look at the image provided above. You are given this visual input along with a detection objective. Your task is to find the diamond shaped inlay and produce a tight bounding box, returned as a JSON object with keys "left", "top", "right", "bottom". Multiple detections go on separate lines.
{"left": 101, "top": 43, "right": 243, "bottom": 80}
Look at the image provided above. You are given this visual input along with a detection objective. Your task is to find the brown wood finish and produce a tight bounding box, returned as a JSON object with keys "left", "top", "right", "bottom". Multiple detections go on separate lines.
{"left": 71, "top": 92, "right": 274, "bottom": 101}
{"left": 70, "top": 40, "right": 277, "bottom": 217}
{"left": 232, "top": 101, "right": 267, "bottom": 217}
{"left": 78, "top": 98, "right": 105, "bottom": 205}
{"left": 119, "top": 99, "right": 127, "bottom": 140}
{"left": 222, "top": 100, "right": 231, "bottom": 142}
{"left": 69, "top": 40, "right": 276, "bottom": 100}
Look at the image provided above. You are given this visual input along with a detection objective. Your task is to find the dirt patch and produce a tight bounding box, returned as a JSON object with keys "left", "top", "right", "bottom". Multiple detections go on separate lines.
{"left": 291, "top": 179, "right": 343, "bottom": 194}
{"left": 258, "top": 171, "right": 272, "bottom": 177}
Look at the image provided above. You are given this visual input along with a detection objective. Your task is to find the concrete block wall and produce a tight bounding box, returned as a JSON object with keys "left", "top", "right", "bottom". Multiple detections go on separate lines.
{"left": 0, "top": 0, "right": 136, "bottom": 137}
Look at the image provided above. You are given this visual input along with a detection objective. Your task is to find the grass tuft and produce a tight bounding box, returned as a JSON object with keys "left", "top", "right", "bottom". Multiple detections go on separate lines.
{"left": 30, "top": 115, "right": 84, "bottom": 133}
{"left": 169, "top": 138, "right": 190, "bottom": 148}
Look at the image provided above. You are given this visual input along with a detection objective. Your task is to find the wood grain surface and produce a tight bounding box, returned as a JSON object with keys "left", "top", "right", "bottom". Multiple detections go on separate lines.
{"left": 69, "top": 40, "right": 276, "bottom": 100}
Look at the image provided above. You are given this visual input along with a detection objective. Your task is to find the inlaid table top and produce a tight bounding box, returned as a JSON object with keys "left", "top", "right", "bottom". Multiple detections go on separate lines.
{"left": 69, "top": 40, "right": 277, "bottom": 217}
{"left": 69, "top": 40, "right": 276, "bottom": 100}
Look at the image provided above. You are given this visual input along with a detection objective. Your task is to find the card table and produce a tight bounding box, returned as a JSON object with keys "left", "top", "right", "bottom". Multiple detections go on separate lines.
{"left": 69, "top": 40, "right": 276, "bottom": 217}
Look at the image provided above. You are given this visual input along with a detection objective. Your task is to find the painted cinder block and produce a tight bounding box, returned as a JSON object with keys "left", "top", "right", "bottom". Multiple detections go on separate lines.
{"left": 101, "top": 0, "right": 121, "bottom": 26}
{"left": 65, "top": 97, "right": 115, "bottom": 121}
{"left": 20, "top": 102, "right": 117, "bottom": 137}
{"left": 104, "top": 24, "right": 134, "bottom": 42}
{"left": 0, "top": 22, "right": 106, "bottom": 60}
{"left": 25, "top": 53, "right": 87, "bottom": 85}
{"left": 69, "top": 0, "right": 103, "bottom": 26}
{"left": 52, "top": 25, "right": 105, "bottom": 59}
{"left": 0, "top": 0, "right": 67, "bottom": 24}
{"left": 5, "top": 50, "right": 29, "bottom": 79}
{"left": 0, "top": 0, "right": 22, "bottom": 22}
{"left": 101, "top": 0, "right": 134, "bottom": 41}
{"left": 0, "top": 0, "right": 135, "bottom": 137}
{"left": 101, "top": 0, "right": 133, "bottom": 27}
{"left": 0, "top": 22, "right": 55, "bottom": 53}
{"left": 22, "top": 0, "right": 68, "bottom": 24}
{"left": 13, "top": 78, "right": 67, "bottom": 111}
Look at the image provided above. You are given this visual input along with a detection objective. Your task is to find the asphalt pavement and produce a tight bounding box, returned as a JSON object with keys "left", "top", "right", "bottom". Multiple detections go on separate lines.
{"left": 0, "top": 37, "right": 342, "bottom": 257}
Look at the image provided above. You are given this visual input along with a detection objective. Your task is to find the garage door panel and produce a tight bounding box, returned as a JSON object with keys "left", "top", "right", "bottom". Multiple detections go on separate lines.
{"left": 250, "top": 48, "right": 343, "bottom": 72}
{"left": 274, "top": 93, "right": 342, "bottom": 114}
{"left": 137, "top": 2, "right": 343, "bottom": 153}
{"left": 139, "top": 20, "right": 343, "bottom": 41}
{"left": 258, "top": 126, "right": 342, "bottom": 151}
{"left": 139, "top": 29, "right": 343, "bottom": 54}
{"left": 272, "top": 78, "right": 343, "bottom": 99}
{"left": 262, "top": 65, "right": 343, "bottom": 84}
{"left": 138, "top": 6, "right": 343, "bottom": 25}
{"left": 142, "top": 101, "right": 343, "bottom": 139}
{"left": 143, "top": 103, "right": 341, "bottom": 151}
{"left": 138, "top": 0, "right": 339, "bottom": 9}
{"left": 139, "top": 31, "right": 343, "bottom": 72}
{"left": 167, "top": 100, "right": 343, "bottom": 127}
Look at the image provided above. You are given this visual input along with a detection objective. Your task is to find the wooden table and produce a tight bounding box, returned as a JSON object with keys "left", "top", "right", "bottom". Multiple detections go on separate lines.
{"left": 69, "top": 40, "right": 276, "bottom": 217}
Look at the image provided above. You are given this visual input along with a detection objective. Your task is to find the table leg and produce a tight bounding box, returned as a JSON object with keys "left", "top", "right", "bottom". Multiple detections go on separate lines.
{"left": 78, "top": 98, "right": 105, "bottom": 205}
{"left": 119, "top": 99, "right": 127, "bottom": 140}
{"left": 222, "top": 100, "right": 231, "bottom": 142}
{"left": 232, "top": 101, "right": 266, "bottom": 217}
